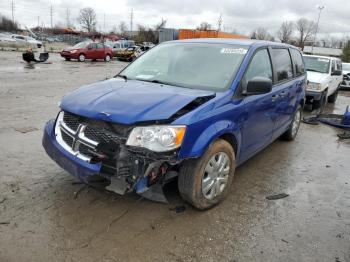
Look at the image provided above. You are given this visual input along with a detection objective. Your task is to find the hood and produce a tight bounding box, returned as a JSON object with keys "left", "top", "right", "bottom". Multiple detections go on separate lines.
{"left": 343, "top": 70, "right": 350, "bottom": 75}
{"left": 306, "top": 71, "right": 329, "bottom": 84}
{"left": 60, "top": 78, "right": 215, "bottom": 125}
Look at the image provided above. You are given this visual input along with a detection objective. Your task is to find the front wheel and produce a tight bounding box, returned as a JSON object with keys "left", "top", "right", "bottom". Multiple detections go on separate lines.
{"left": 65, "top": 57, "right": 71, "bottom": 61}
{"left": 178, "top": 139, "right": 235, "bottom": 210}
{"left": 281, "top": 105, "right": 302, "bottom": 141}
{"left": 328, "top": 87, "right": 339, "bottom": 103}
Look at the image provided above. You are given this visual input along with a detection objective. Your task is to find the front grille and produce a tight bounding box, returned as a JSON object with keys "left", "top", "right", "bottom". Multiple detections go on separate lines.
{"left": 56, "top": 111, "right": 126, "bottom": 161}
{"left": 63, "top": 112, "right": 80, "bottom": 131}
{"left": 84, "top": 126, "right": 121, "bottom": 144}
{"left": 61, "top": 130, "right": 74, "bottom": 147}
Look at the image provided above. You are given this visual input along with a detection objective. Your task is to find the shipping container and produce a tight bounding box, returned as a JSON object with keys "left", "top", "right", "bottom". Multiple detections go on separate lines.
{"left": 158, "top": 28, "right": 178, "bottom": 43}
{"left": 178, "top": 29, "right": 248, "bottom": 40}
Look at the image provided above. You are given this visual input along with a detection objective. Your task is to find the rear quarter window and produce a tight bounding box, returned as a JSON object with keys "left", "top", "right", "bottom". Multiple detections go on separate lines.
{"left": 271, "top": 48, "right": 293, "bottom": 82}
{"left": 290, "top": 49, "right": 305, "bottom": 76}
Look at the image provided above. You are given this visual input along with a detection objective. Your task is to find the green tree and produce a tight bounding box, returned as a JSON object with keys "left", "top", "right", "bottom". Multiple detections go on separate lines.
{"left": 341, "top": 41, "right": 350, "bottom": 62}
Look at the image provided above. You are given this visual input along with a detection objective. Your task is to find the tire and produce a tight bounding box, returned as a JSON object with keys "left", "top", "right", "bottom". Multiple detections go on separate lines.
{"left": 178, "top": 139, "right": 235, "bottom": 210}
{"left": 104, "top": 54, "right": 111, "bottom": 62}
{"left": 78, "top": 54, "right": 85, "bottom": 62}
{"left": 281, "top": 105, "right": 302, "bottom": 141}
{"left": 327, "top": 87, "right": 339, "bottom": 103}
{"left": 65, "top": 57, "right": 71, "bottom": 61}
{"left": 313, "top": 90, "right": 327, "bottom": 111}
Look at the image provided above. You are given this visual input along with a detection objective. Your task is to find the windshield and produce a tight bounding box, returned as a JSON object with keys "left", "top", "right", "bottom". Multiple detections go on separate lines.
{"left": 73, "top": 42, "right": 89, "bottom": 48}
{"left": 342, "top": 63, "right": 350, "bottom": 71}
{"left": 120, "top": 43, "right": 248, "bottom": 91}
{"left": 303, "top": 56, "right": 330, "bottom": 74}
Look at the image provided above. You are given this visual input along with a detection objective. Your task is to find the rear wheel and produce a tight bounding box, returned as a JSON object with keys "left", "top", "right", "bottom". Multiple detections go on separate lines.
{"left": 281, "top": 105, "right": 302, "bottom": 141}
{"left": 178, "top": 139, "right": 235, "bottom": 210}
{"left": 104, "top": 54, "right": 111, "bottom": 62}
{"left": 328, "top": 87, "right": 339, "bottom": 103}
{"left": 78, "top": 54, "right": 85, "bottom": 62}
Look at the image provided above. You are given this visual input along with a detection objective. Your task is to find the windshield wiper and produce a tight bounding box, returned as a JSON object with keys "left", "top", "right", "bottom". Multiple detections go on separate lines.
{"left": 307, "top": 69, "right": 323, "bottom": 73}
{"left": 116, "top": 74, "right": 128, "bottom": 82}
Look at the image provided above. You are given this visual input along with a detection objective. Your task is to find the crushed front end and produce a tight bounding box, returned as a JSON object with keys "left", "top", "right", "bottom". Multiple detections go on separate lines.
{"left": 42, "top": 111, "right": 181, "bottom": 202}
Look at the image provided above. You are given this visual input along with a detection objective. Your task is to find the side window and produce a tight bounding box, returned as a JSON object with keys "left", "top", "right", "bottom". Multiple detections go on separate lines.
{"left": 271, "top": 48, "right": 293, "bottom": 82}
{"left": 331, "top": 60, "right": 336, "bottom": 73}
{"left": 337, "top": 60, "right": 342, "bottom": 71}
{"left": 97, "top": 43, "right": 104, "bottom": 49}
{"left": 290, "top": 49, "right": 305, "bottom": 76}
{"left": 243, "top": 49, "right": 272, "bottom": 88}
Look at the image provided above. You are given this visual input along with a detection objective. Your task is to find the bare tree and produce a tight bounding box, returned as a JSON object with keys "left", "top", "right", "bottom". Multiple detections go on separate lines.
{"left": 197, "top": 22, "right": 212, "bottom": 31}
{"left": 295, "top": 18, "right": 316, "bottom": 50}
{"left": 251, "top": 27, "right": 271, "bottom": 40}
{"left": 77, "top": 7, "right": 97, "bottom": 33}
{"left": 277, "top": 21, "right": 294, "bottom": 43}
{"left": 118, "top": 21, "right": 127, "bottom": 35}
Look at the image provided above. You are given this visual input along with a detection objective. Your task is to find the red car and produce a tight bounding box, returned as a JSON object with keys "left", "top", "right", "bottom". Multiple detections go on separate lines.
{"left": 60, "top": 42, "right": 113, "bottom": 62}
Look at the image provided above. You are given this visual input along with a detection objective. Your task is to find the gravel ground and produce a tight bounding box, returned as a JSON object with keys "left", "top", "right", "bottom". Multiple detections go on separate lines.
{"left": 0, "top": 51, "right": 349, "bottom": 262}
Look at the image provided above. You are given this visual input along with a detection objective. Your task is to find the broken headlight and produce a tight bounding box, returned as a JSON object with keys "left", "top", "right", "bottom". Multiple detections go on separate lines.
{"left": 126, "top": 125, "right": 186, "bottom": 152}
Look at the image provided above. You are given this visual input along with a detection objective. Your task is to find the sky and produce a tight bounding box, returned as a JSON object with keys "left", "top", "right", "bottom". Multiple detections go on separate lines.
{"left": 0, "top": 0, "right": 349, "bottom": 38}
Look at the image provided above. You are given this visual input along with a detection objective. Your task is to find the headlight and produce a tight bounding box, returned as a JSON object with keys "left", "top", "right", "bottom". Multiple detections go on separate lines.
{"left": 126, "top": 125, "right": 186, "bottom": 152}
{"left": 307, "top": 82, "right": 322, "bottom": 91}
{"left": 70, "top": 50, "right": 77, "bottom": 54}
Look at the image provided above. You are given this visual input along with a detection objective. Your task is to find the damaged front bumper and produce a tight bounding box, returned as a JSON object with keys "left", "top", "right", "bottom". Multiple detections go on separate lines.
{"left": 42, "top": 118, "right": 180, "bottom": 203}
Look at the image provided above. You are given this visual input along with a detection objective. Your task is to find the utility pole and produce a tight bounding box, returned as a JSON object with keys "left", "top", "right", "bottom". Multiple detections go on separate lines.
{"left": 103, "top": 13, "right": 106, "bottom": 32}
{"left": 311, "top": 5, "right": 325, "bottom": 54}
{"left": 37, "top": 16, "right": 40, "bottom": 28}
{"left": 11, "top": 0, "right": 15, "bottom": 24}
{"left": 66, "top": 8, "right": 70, "bottom": 28}
{"left": 50, "top": 4, "right": 53, "bottom": 28}
{"left": 130, "top": 8, "right": 133, "bottom": 36}
{"left": 218, "top": 13, "right": 223, "bottom": 32}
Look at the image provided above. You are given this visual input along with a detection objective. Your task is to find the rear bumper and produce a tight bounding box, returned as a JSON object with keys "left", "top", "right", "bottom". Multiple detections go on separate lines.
{"left": 42, "top": 119, "right": 101, "bottom": 182}
{"left": 340, "top": 80, "right": 350, "bottom": 89}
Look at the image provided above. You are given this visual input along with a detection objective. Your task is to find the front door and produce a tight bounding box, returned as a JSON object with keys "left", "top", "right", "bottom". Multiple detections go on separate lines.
{"left": 240, "top": 48, "right": 277, "bottom": 161}
{"left": 86, "top": 43, "right": 98, "bottom": 59}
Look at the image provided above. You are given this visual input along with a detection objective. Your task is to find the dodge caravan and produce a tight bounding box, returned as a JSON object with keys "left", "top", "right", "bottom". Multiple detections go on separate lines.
{"left": 43, "top": 39, "right": 306, "bottom": 209}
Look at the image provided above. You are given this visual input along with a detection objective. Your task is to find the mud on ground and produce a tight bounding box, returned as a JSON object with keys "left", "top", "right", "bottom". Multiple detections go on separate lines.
{"left": 0, "top": 51, "right": 349, "bottom": 262}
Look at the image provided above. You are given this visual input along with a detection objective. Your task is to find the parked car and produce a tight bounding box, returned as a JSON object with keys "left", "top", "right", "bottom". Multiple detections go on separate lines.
{"left": 303, "top": 55, "right": 342, "bottom": 109}
{"left": 111, "top": 40, "right": 136, "bottom": 56}
{"left": 43, "top": 39, "right": 305, "bottom": 210}
{"left": 60, "top": 42, "right": 113, "bottom": 62}
{"left": 115, "top": 46, "right": 143, "bottom": 61}
{"left": 340, "top": 62, "right": 350, "bottom": 90}
{"left": 141, "top": 42, "right": 155, "bottom": 51}
{"left": 10, "top": 34, "right": 43, "bottom": 48}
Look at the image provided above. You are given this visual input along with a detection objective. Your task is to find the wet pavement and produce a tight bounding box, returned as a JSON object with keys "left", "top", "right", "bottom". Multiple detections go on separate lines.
{"left": 0, "top": 51, "right": 349, "bottom": 262}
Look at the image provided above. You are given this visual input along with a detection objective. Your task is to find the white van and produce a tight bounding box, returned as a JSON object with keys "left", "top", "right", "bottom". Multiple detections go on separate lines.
{"left": 303, "top": 55, "right": 342, "bottom": 109}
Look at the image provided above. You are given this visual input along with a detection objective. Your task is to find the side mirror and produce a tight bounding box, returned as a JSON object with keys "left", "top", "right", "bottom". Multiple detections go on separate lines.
{"left": 332, "top": 70, "right": 342, "bottom": 76}
{"left": 245, "top": 77, "right": 272, "bottom": 95}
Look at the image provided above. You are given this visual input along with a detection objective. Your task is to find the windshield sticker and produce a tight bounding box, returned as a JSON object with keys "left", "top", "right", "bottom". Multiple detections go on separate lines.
{"left": 317, "top": 58, "right": 329, "bottom": 63}
{"left": 135, "top": 75, "right": 154, "bottom": 80}
{"left": 220, "top": 48, "right": 247, "bottom": 55}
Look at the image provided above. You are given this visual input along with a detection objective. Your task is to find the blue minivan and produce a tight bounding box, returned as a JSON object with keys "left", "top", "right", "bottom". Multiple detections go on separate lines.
{"left": 43, "top": 39, "right": 306, "bottom": 209}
